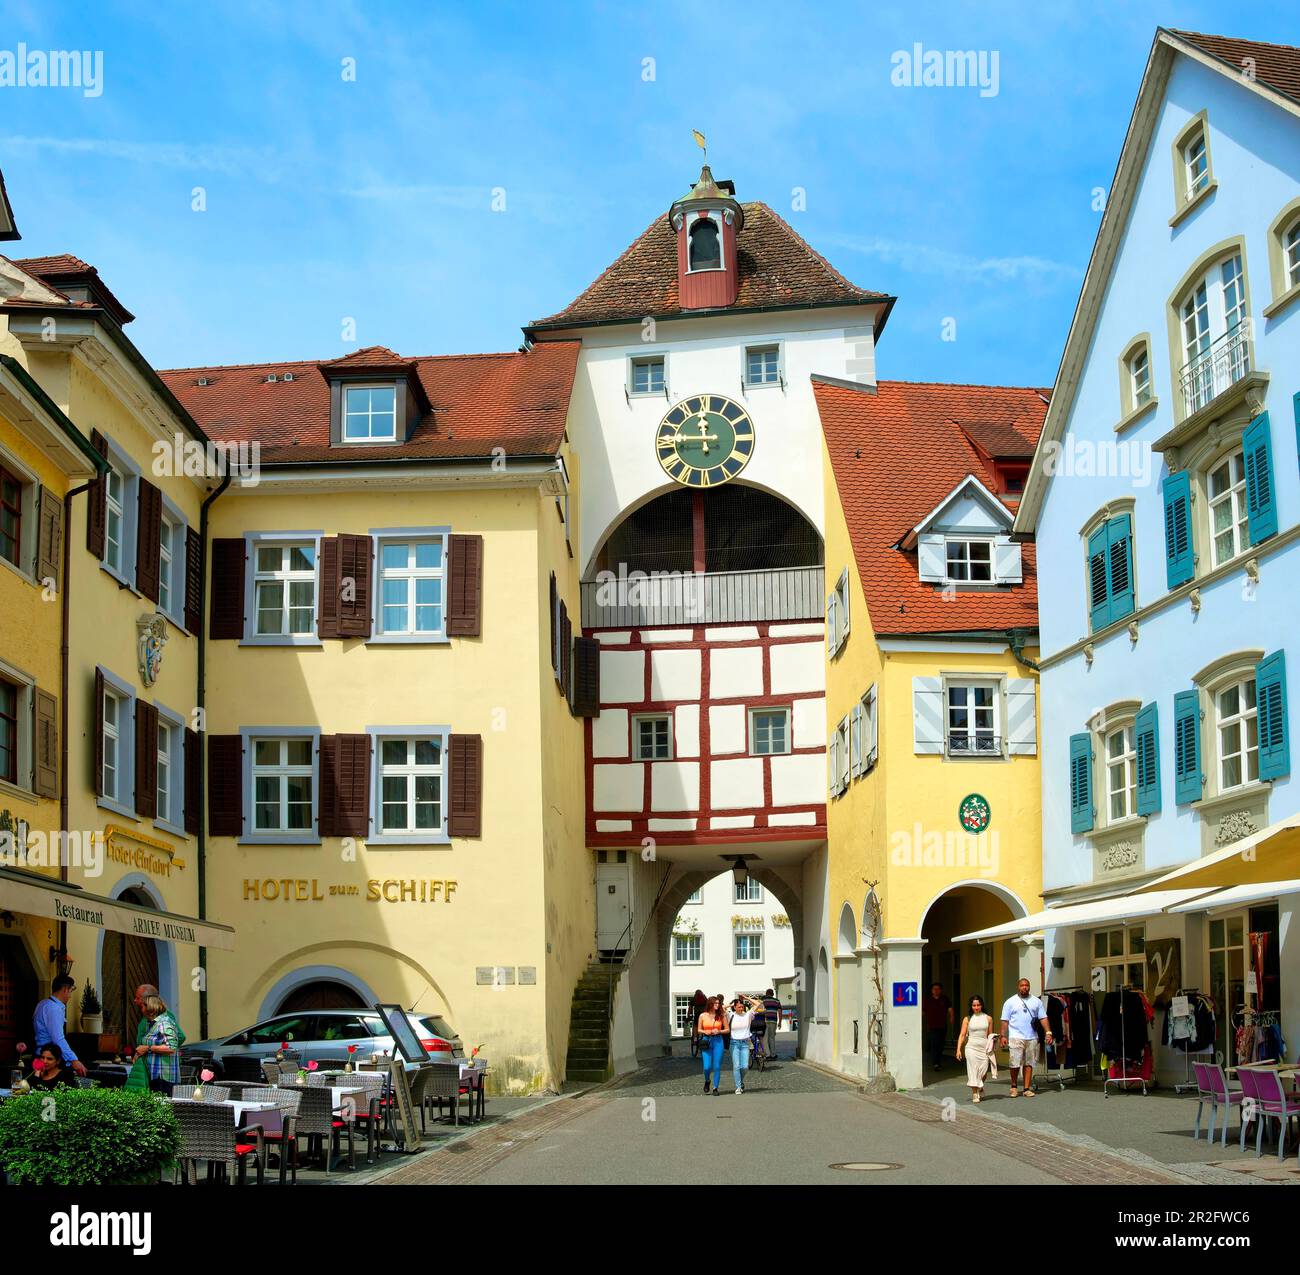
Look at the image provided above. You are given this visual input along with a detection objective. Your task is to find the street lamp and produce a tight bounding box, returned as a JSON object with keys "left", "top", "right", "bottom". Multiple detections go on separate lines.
{"left": 729, "top": 856, "right": 749, "bottom": 889}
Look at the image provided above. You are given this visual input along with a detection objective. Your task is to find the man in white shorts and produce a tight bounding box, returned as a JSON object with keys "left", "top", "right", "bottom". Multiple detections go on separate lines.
{"left": 999, "top": 977, "right": 1053, "bottom": 1097}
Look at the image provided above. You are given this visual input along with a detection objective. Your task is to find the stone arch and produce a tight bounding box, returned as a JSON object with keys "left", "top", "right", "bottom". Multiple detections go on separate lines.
{"left": 258, "top": 964, "right": 382, "bottom": 1019}
{"left": 836, "top": 901, "right": 857, "bottom": 955}
{"left": 914, "top": 879, "right": 1030, "bottom": 939}
{"left": 834, "top": 902, "right": 863, "bottom": 1058}
{"left": 815, "top": 947, "right": 831, "bottom": 1018}
{"left": 95, "top": 872, "right": 179, "bottom": 1034}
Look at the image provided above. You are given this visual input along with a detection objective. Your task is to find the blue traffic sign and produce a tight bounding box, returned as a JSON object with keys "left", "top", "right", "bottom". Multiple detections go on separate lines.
{"left": 892, "top": 981, "right": 918, "bottom": 1007}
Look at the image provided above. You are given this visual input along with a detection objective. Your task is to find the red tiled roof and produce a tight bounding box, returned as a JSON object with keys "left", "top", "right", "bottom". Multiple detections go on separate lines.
{"left": 158, "top": 342, "right": 581, "bottom": 464}
{"left": 814, "top": 378, "right": 1048, "bottom": 637}
{"left": 532, "top": 201, "right": 891, "bottom": 329}
{"left": 321, "top": 345, "right": 409, "bottom": 369}
{"left": 955, "top": 417, "right": 1041, "bottom": 459}
{"left": 1171, "top": 30, "right": 1300, "bottom": 104}
{"left": 11, "top": 252, "right": 135, "bottom": 325}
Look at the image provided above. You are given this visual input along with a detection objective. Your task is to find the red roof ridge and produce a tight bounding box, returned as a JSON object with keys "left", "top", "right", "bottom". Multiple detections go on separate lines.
{"left": 1170, "top": 28, "right": 1300, "bottom": 56}
{"left": 160, "top": 345, "right": 573, "bottom": 378}
{"left": 871, "top": 377, "right": 1051, "bottom": 394}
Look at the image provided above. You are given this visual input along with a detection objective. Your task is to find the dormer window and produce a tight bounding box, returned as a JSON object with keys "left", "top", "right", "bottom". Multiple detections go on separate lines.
{"left": 343, "top": 384, "right": 397, "bottom": 442}
{"left": 945, "top": 539, "right": 993, "bottom": 583}
{"left": 688, "top": 218, "right": 721, "bottom": 272}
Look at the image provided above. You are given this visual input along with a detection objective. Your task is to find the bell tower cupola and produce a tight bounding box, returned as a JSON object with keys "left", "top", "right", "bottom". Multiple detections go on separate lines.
{"left": 669, "top": 164, "right": 744, "bottom": 311}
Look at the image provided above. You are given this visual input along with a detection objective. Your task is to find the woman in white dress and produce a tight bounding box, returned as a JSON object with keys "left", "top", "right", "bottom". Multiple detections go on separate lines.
{"left": 955, "top": 994, "right": 994, "bottom": 1102}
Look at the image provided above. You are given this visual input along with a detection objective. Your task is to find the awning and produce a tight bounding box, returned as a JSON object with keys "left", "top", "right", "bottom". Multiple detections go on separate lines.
{"left": 0, "top": 866, "right": 235, "bottom": 951}
{"left": 951, "top": 888, "right": 1216, "bottom": 944}
{"left": 1165, "top": 879, "right": 1300, "bottom": 914}
{"left": 1140, "top": 812, "right": 1300, "bottom": 892}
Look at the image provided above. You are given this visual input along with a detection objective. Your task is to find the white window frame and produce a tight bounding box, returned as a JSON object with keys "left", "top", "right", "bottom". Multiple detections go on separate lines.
{"left": 944, "top": 538, "right": 994, "bottom": 583}
{"left": 1214, "top": 676, "right": 1259, "bottom": 794}
{"left": 827, "top": 568, "right": 850, "bottom": 658}
{"left": 371, "top": 528, "right": 450, "bottom": 644}
{"left": 748, "top": 706, "right": 790, "bottom": 757}
{"left": 632, "top": 713, "right": 673, "bottom": 761}
{"left": 98, "top": 666, "right": 136, "bottom": 819}
{"left": 1285, "top": 218, "right": 1300, "bottom": 292}
{"left": 157, "top": 495, "right": 189, "bottom": 629}
{"left": 1104, "top": 721, "right": 1137, "bottom": 824}
{"left": 674, "top": 934, "right": 703, "bottom": 964}
{"left": 628, "top": 354, "right": 667, "bottom": 398}
{"left": 242, "top": 532, "right": 322, "bottom": 646}
{"left": 154, "top": 703, "right": 186, "bottom": 835}
{"left": 829, "top": 714, "right": 850, "bottom": 795}
{"left": 367, "top": 727, "right": 451, "bottom": 846}
{"left": 734, "top": 878, "right": 763, "bottom": 904}
{"left": 852, "top": 684, "right": 878, "bottom": 778}
{"left": 734, "top": 932, "right": 763, "bottom": 964}
{"left": 684, "top": 888, "right": 703, "bottom": 905}
{"left": 743, "top": 343, "right": 782, "bottom": 389}
{"left": 673, "top": 994, "right": 694, "bottom": 1035}
{"left": 0, "top": 656, "right": 35, "bottom": 795}
{"left": 341, "top": 383, "right": 398, "bottom": 443}
{"left": 240, "top": 727, "right": 320, "bottom": 845}
{"left": 686, "top": 213, "right": 724, "bottom": 274}
{"left": 1127, "top": 345, "right": 1151, "bottom": 410}
{"left": 945, "top": 680, "right": 1000, "bottom": 757}
{"left": 1182, "top": 128, "right": 1209, "bottom": 202}
{"left": 99, "top": 439, "right": 140, "bottom": 589}
{"left": 1205, "top": 447, "right": 1250, "bottom": 569}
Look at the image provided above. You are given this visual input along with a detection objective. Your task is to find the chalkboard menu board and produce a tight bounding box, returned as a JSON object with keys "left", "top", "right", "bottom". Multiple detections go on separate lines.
{"left": 374, "top": 1002, "right": 430, "bottom": 1064}
{"left": 388, "top": 1059, "right": 421, "bottom": 1152}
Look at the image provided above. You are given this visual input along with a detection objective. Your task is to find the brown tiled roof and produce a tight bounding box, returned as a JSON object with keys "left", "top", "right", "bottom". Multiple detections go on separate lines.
{"left": 158, "top": 342, "right": 581, "bottom": 464}
{"left": 321, "top": 345, "right": 409, "bottom": 369}
{"left": 815, "top": 378, "right": 1047, "bottom": 637}
{"left": 11, "top": 252, "right": 135, "bottom": 325}
{"left": 955, "top": 418, "right": 1041, "bottom": 459}
{"left": 531, "top": 201, "right": 891, "bottom": 330}
{"left": 1171, "top": 30, "right": 1300, "bottom": 104}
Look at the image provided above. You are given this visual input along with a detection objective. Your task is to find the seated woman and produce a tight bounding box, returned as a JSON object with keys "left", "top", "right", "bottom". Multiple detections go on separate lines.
{"left": 30, "top": 1043, "right": 72, "bottom": 1090}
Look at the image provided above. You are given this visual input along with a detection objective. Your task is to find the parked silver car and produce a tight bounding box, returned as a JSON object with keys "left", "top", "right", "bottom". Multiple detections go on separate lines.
{"left": 183, "top": 1009, "right": 463, "bottom": 1080}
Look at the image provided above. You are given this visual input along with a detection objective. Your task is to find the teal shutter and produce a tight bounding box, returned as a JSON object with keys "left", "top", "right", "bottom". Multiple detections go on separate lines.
{"left": 1162, "top": 471, "right": 1194, "bottom": 589}
{"left": 1069, "top": 732, "right": 1093, "bottom": 834}
{"left": 1134, "top": 702, "right": 1161, "bottom": 815}
{"left": 1257, "top": 650, "right": 1290, "bottom": 781}
{"left": 1243, "top": 412, "right": 1278, "bottom": 544}
{"left": 1087, "top": 526, "right": 1111, "bottom": 630}
{"left": 1106, "top": 514, "right": 1135, "bottom": 621}
{"left": 1173, "top": 689, "right": 1203, "bottom": 804}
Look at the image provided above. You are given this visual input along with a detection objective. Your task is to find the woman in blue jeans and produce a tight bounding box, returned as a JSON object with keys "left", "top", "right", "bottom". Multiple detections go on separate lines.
{"left": 697, "top": 996, "right": 727, "bottom": 1094}
{"left": 727, "top": 994, "right": 765, "bottom": 1094}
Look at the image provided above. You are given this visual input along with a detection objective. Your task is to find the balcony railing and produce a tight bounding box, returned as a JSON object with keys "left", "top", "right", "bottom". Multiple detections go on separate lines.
{"left": 1180, "top": 324, "right": 1250, "bottom": 417}
{"left": 581, "top": 565, "right": 825, "bottom": 629}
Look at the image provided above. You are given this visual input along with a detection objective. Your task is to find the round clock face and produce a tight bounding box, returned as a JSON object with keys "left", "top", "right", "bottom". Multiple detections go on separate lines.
{"left": 655, "top": 394, "right": 755, "bottom": 487}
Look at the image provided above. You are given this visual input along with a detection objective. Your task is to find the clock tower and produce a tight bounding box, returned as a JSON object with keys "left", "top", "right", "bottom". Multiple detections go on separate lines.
{"left": 670, "top": 165, "right": 744, "bottom": 311}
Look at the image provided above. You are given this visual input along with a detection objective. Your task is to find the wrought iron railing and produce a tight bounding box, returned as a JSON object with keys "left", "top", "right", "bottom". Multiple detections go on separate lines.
{"left": 1180, "top": 324, "right": 1250, "bottom": 416}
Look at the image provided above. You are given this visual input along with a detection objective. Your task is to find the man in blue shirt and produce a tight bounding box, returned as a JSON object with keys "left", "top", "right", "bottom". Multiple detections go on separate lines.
{"left": 999, "top": 978, "right": 1052, "bottom": 1097}
{"left": 33, "top": 975, "right": 88, "bottom": 1078}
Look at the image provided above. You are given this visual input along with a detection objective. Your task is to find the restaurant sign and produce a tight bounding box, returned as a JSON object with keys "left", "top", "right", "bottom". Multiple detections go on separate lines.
{"left": 242, "top": 878, "right": 459, "bottom": 903}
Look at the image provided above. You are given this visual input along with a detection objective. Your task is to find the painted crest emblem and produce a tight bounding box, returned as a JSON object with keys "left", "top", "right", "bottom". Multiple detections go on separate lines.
{"left": 958, "top": 793, "right": 991, "bottom": 834}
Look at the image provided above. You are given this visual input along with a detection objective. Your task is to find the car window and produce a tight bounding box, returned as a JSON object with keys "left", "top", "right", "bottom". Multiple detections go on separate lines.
{"left": 363, "top": 1015, "right": 389, "bottom": 1037}
{"left": 248, "top": 1016, "right": 315, "bottom": 1045}
{"left": 316, "top": 1015, "right": 371, "bottom": 1042}
{"left": 418, "top": 1016, "right": 457, "bottom": 1041}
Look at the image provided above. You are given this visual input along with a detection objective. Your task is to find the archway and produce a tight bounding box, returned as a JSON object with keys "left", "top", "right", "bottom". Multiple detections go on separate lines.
{"left": 101, "top": 886, "right": 160, "bottom": 1047}
{"left": 0, "top": 933, "right": 38, "bottom": 1066}
{"left": 257, "top": 963, "right": 383, "bottom": 1021}
{"left": 835, "top": 902, "right": 862, "bottom": 1058}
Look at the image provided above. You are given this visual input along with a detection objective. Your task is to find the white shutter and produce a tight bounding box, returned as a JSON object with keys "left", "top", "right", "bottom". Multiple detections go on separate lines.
{"left": 994, "top": 538, "right": 1023, "bottom": 584}
{"left": 850, "top": 701, "right": 863, "bottom": 778}
{"left": 913, "top": 676, "right": 944, "bottom": 754}
{"left": 838, "top": 718, "right": 851, "bottom": 792}
{"left": 837, "top": 568, "right": 850, "bottom": 646}
{"left": 1006, "top": 678, "right": 1037, "bottom": 756}
{"left": 826, "top": 593, "right": 838, "bottom": 658}
{"left": 918, "top": 534, "right": 946, "bottom": 582}
{"left": 828, "top": 727, "right": 838, "bottom": 795}
{"left": 865, "top": 684, "right": 879, "bottom": 768}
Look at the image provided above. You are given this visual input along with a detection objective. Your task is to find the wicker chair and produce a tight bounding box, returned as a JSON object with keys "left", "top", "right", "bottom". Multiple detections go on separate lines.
{"left": 171, "top": 1099, "right": 265, "bottom": 1184}
{"left": 334, "top": 1072, "right": 388, "bottom": 1161}
{"left": 171, "top": 1083, "right": 231, "bottom": 1104}
{"left": 283, "top": 1080, "right": 355, "bottom": 1173}
{"left": 421, "top": 1064, "right": 470, "bottom": 1126}
{"left": 237, "top": 1085, "right": 302, "bottom": 1184}
{"left": 259, "top": 1060, "right": 282, "bottom": 1084}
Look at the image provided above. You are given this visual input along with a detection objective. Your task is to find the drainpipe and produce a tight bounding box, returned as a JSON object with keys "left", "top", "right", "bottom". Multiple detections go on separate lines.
{"left": 1006, "top": 628, "right": 1041, "bottom": 672}
{"left": 195, "top": 474, "right": 230, "bottom": 1039}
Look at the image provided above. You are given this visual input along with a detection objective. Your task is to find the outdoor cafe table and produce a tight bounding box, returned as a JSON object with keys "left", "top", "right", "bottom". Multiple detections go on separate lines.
{"left": 167, "top": 1097, "right": 279, "bottom": 1126}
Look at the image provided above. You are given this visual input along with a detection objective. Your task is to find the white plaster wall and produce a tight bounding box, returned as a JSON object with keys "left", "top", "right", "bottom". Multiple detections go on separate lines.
{"left": 770, "top": 641, "right": 823, "bottom": 694}
{"left": 592, "top": 708, "right": 629, "bottom": 758}
{"left": 709, "top": 704, "right": 747, "bottom": 754}
{"left": 711, "top": 757, "right": 764, "bottom": 809}
{"left": 650, "top": 648, "right": 700, "bottom": 700}
{"left": 792, "top": 696, "right": 826, "bottom": 748}
{"left": 770, "top": 752, "right": 826, "bottom": 806}
{"left": 593, "top": 764, "right": 643, "bottom": 811}
{"left": 674, "top": 704, "right": 700, "bottom": 757}
{"left": 600, "top": 650, "right": 645, "bottom": 702}
{"left": 651, "top": 761, "right": 699, "bottom": 811}
{"left": 709, "top": 645, "right": 763, "bottom": 698}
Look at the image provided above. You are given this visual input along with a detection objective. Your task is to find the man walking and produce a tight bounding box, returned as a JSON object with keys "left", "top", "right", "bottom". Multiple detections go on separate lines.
{"left": 761, "top": 988, "right": 781, "bottom": 1060}
{"left": 33, "top": 975, "right": 88, "bottom": 1078}
{"left": 923, "top": 982, "right": 953, "bottom": 1072}
{"left": 1000, "top": 977, "right": 1053, "bottom": 1097}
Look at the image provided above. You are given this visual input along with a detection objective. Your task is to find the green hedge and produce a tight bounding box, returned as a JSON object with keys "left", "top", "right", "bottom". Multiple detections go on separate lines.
{"left": 0, "top": 1087, "right": 180, "bottom": 1185}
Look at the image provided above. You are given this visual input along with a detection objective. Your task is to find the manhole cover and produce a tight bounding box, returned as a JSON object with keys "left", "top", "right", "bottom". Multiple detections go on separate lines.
{"left": 829, "top": 1161, "right": 902, "bottom": 1172}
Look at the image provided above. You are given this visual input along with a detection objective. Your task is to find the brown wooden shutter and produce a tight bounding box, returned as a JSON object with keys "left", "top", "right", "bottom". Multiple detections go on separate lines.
{"left": 135, "top": 478, "right": 162, "bottom": 602}
{"left": 446, "top": 534, "right": 483, "bottom": 637}
{"left": 549, "top": 573, "right": 558, "bottom": 674}
{"left": 317, "top": 537, "right": 340, "bottom": 638}
{"left": 448, "top": 733, "right": 482, "bottom": 838}
{"left": 134, "top": 700, "right": 158, "bottom": 819}
{"left": 209, "top": 538, "right": 246, "bottom": 639}
{"left": 184, "top": 527, "right": 203, "bottom": 633}
{"left": 207, "top": 734, "right": 243, "bottom": 836}
{"left": 319, "top": 734, "right": 371, "bottom": 837}
{"left": 36, "top": 489, "right": 62, "bottom": 588}
{"left": 85, "top": 430, "right": 109, "bottom": 557}
{"left": 558, "top": 603, "right": 572, "bottom": 700}
{"left": 33, "top": 689, "right": 58, "bottom": 798}
{"left": 184, "top": 727, "right": 201, "bottom": 835}
{"left": 337, "top": 534, "right": 372, "bottom": 638}
{"left": 92, "top": 667, "right": 105, "bottom": 797}
{"left": 571, "top": 637, "right": 601, "bottom": 718}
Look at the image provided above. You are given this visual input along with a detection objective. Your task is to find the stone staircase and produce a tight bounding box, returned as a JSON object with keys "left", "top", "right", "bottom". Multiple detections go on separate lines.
{"left": 564, "top": 961, "right": 625, "bottom": 1083}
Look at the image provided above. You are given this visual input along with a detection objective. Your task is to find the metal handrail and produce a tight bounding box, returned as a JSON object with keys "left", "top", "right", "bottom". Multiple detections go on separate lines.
{"left": 1179, "top": 324, "right": 1250, "bottom": 416}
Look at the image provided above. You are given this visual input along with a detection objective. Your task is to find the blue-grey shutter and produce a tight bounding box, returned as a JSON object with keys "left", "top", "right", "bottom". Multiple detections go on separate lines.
{"left": 1087, "top": 525, "right": 1110, "bottom": 629}
{"left": 1256, "top": 650, "right": 1290, "bottom": 781}
{"left": 1069, "top": 733, "right": 1093, "bottom": 833}
{"left": 1106, "top": 514, "right": 1134, "bottom": 621}
{"left": 1173, "top": 689, "right": 1203, "bottom": 805}
{"left": 1162, "top": 471, "right": 1194, "bottom": 589}
{"left": 1134, "top": 702, "right": 1161, "bottom": 815}
{"left": 1006, "top": 678, "right": 1037, "bottom": 756}
{"left": 913, "top": 676, "right": 944, "bottom": 755}
{"left": 1243, "top": 412, "right": 1278, "bottom": 545}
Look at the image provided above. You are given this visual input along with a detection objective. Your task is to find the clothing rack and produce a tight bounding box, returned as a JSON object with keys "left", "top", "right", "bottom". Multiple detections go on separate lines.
{"left": 1104, "top": 984, "right": 1149, "bottom": 1097}
{"left": 1169, "top": 987, "right": 1207, "bottom": 1094}
{"left": 1042, "top": 986, "right": 1091, "bottom": 1091}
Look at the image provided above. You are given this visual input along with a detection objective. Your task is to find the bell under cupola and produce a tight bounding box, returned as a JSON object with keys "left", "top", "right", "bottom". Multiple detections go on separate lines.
{"left": 669, "top": 164, "right": 744, "bottom": 311}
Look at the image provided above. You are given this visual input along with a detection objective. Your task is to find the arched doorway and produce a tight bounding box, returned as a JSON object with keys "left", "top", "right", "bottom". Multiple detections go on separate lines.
{"left": 835, "top": 902, "right": 862, "bottom": 1058}
{"left": 101, "top": 887, "right": 159, "bottom": 1047}
{"left": 276, "top": 979, "right": 368, "bottom": 1014}
{"left": 0, "top": 934, "right": 38, "bottom": 1066}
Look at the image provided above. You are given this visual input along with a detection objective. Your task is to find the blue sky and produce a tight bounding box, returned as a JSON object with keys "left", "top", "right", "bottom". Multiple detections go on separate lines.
{"left": 0, "top": 1, "right": 1293, "bottom": 383}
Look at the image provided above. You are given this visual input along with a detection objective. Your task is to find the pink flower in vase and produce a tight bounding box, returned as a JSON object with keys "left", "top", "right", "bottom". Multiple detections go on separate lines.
{"left": 15, "top": 1043, "right": 26, "bottom": 1057}
{"left": 200, "top": 1068, "right": 214, "bottom": 1083}
{"left": 306, "top": 1059, "right": 319, "bottom": 1071}
{"left": 31, "top": 1057, "right": 45, "bottom": 1074}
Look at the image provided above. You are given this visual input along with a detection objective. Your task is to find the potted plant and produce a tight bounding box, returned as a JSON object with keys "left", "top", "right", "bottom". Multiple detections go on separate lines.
{"left": 79, "top": 983, "right": 103, "bottom": 1036}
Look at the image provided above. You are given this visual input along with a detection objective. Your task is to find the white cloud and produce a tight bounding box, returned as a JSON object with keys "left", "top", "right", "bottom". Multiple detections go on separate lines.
{"left": 822, "top": 232, "right": 1081, "bottom": 284}
{"left": 0, "top": 135, "right": 278, "bottom": 177}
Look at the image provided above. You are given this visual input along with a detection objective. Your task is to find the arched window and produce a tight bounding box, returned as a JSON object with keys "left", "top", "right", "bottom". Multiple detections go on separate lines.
{"left": 688, "top": 217, "right": 721, "bottom": 271}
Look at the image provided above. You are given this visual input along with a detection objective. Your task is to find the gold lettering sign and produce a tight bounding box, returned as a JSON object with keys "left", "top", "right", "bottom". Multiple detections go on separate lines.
{"left": 104, "top": 825, "right": 184, "bottom": 879}
{"left": 242, "top": 878, "right": 458, "bottom": 902}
